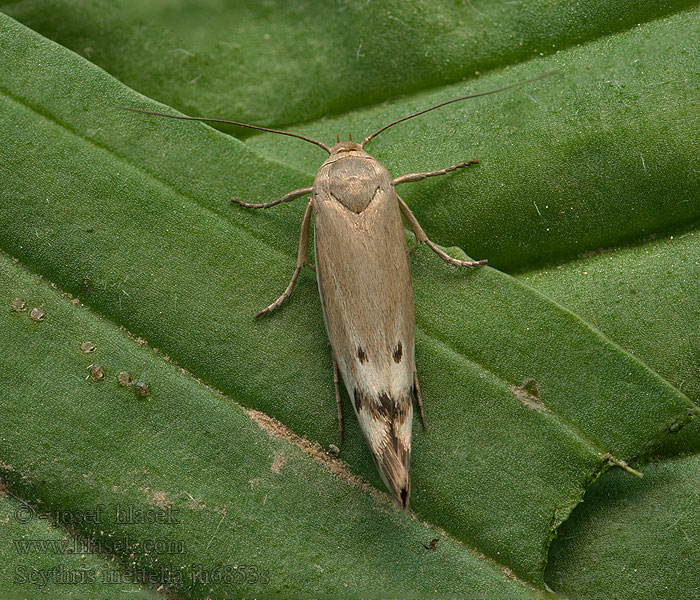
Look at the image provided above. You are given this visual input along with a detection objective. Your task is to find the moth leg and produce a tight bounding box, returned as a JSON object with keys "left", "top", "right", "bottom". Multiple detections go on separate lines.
{"left": 392, "top": 161, "right": 479, "bottom": 186}
{"left": 397, "top": 195, "right": 488, "bottom": 269}
{"left": 414, "top": 370, "right": 427, "bottom": 429}
{"left": 232, "top": 186, "right": 312, "bottom": 209}
{"left": 254, "top": 199, "right": 313, "bottom": 318}
{"left": 333, "top": 355, "right": 344, "bottom": 443}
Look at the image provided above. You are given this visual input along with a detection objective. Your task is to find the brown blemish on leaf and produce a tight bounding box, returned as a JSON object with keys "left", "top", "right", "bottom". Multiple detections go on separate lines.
{"left": 270, "top": 450, "right": 287, "bottom": 474}
{"left": 133, "top": 382, "right": 149, "bottom": 397}
{"left": 11, "top": 298, "right": 26, "bottom": 312}
{"left": 246, "top": 408, "right": 385, "bottom": 504}
{"left": 117, "top": 371, "right": 132, "bottom": 387}
{"left": 88, "top": 364, "right": 105, "bottom": 381}
{"left": 511, "top": 378, "right": 550, "bottom": 413}
{"left": 143, "top": 488, "right": 172, "bottom": 508}
{"left": 421, "top": 537, "right": 439, "bottom": 550}
{"left": 80, "top": 341, "right": 96, "bottom": 353}
{"left": 501, "top": 566, "right": 520, "bottom": 584}
{"left": 29, "top": 307, "right": 46, "bottom": 321}
{"left": 580, "top": 247, "right": 606, "bottom": 259}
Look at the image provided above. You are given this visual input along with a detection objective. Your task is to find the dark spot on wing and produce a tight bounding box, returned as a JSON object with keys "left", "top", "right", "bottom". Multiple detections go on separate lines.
{"left": 393, "top": 341, "right": 403, "bottom": 363}
{"left": 357, "top": 346, "right": 367, "bottom": 364}
{"left": 353, "top": 388, "right": 413, "bottom": 509}
{"left": 377, "top": 391, "right": 393, "bottom": 418}
{"left": 355, "top": 389, "right": 412, "bottom": 424}
{"left": 354, "top": 388, "right": 362, "bottom": 411}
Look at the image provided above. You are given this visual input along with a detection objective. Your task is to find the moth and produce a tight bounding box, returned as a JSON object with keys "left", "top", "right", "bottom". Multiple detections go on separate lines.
{"left": 124, "top": 71, "right": 554, "bottom": 510}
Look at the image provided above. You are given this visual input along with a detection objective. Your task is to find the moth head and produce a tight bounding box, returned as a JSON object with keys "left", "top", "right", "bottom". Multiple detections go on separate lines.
{"left": 329, "top": 140, "right": 363, "bottom": 156}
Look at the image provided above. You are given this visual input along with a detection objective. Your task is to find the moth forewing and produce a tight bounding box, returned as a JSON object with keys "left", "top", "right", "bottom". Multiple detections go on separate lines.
{"left": 313, "top": 143, "right": 416, "bottom": 508}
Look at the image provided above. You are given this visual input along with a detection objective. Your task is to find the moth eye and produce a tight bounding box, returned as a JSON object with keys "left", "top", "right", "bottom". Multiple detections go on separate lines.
{"left": 393, "top": 341, "right": 403, "bottom": 363}
{"left": 357, "top": 346, "right": 368, "bottom": 364}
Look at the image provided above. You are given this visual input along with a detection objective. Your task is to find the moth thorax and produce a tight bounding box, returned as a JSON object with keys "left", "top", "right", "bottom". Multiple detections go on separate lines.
{"left": 326, "top": 156, "right": 386, "bottom": 214}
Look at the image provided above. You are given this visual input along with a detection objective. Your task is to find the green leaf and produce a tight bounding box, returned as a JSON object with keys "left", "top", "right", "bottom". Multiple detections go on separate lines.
{"left": 0, "top": 491, "right": 161, "bottom": 598}
{"left": 249, "top": 6, "right": 700, "bottom": 271}
{"left": 545, "top": 454, "right": 700, "bottom": 599}
{"left": 0, "top": 1, "right": 698, "bottom": 596}
{"left": 0, "top": 252, "right": 538, "bottom": 597}
{"left": 519, "top": 227, "right": 700, "bottom": 457}
{"left": 3, "top": 0, "right": 695, "bottom": 126}
{"left": 5, "top": 1, "right": 699, "bottom": 270}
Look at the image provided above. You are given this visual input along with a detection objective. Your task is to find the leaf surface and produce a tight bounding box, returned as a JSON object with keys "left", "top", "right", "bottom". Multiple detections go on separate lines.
{"left": 546, "top": 454, "right": 700, "bottom": 599}
{"left": 0, "top": 2, "right": 698, "bottom": 594}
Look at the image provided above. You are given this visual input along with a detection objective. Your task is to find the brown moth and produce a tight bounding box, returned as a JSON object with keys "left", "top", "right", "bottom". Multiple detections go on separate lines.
{"left": 124, "top": 71, "right": 555, "bottom": 510}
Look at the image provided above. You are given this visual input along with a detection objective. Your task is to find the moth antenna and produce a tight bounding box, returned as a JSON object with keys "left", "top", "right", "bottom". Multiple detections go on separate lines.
{"left": 349, "top": 132, "right": 352, "bottom": 141}
{"left": 337, "top": 134, "right": 340, "bottom": 143}
{"left": 120, "top": 107, "right": 331, "bottom": 154}
{"left": 361, "top": 70, "right": 559, "bottom": 148}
